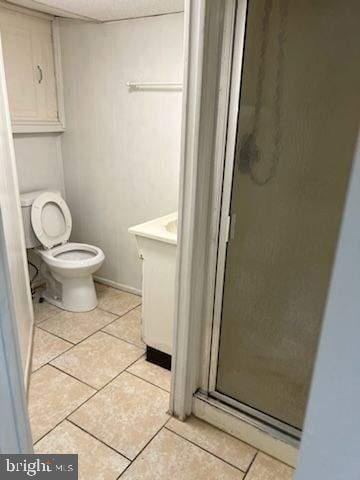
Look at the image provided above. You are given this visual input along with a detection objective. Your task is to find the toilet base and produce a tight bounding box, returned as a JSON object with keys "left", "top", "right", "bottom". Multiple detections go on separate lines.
{"left": 43, "top": 274, "right": 98, "bottom": 313}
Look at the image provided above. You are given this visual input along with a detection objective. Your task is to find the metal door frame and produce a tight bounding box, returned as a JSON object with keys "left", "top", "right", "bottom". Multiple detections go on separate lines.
{"left": 207, "top": 0, "right": 245, "bottom": 395}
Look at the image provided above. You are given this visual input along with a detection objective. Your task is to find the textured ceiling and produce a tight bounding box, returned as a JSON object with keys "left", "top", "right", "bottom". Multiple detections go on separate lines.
{"left": 6, "top": 0, "right": 184, "bottom": 21}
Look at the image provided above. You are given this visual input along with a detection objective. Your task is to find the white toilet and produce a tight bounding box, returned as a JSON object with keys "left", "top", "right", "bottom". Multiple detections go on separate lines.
{"left": 20, "top": 190, "right": 105, "bottom": 312}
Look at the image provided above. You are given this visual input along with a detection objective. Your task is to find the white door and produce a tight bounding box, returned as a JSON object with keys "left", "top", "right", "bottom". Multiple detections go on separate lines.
{"left": 0, "top": 34, "right": 33, "bottom": 452}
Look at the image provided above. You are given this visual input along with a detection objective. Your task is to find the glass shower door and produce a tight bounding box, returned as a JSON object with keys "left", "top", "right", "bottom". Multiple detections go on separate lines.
{"left": 214, "top": 0, "right": 360, "bottom": 432}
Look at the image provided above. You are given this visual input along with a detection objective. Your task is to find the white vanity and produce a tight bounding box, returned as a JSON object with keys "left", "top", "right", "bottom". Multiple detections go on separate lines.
{"left": 129, "top": 212, "right": 177, "bottom": 368}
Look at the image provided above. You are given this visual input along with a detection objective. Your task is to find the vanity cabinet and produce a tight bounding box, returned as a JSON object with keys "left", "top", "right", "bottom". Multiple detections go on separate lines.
{"left": 0, "top": 6, "right": 64, "bottom": 132}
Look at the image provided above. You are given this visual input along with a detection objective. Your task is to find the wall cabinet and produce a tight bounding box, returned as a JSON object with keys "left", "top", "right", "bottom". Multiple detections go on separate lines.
{"left": 0, "top": 6, "right": 64, "bottom": 132}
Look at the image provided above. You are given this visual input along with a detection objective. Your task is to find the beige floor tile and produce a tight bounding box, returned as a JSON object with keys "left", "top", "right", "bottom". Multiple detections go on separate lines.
{"left": 33, "top": 299, "right": 61, "bottom": 324}
{"left": 245, "top": 453, "right": 294, "bottom": 480}
{"left": 166, "top": 416, "right": 256, "bottom": 472}
{"left": 127, "top": 357, "right": 171, "bottom": 391}
{"left": 40, "top": 308, "right": 117, "bottom": 343}
{"left": 35, "top": 420, "right": 129, "bottom": 480}
{"left": 51, "top": 332, "right": 144, "bottom": 389}
{"left": 32, "top": 328, "right": 72, "bottom": 372}
{"left": 120, "top": 428, "right": 244, "bottom": 480}
{"left": 96, "top": 283, "right": 141, "bottom": 316}
{"left": 29, "top": 365, "right": 95, "bottom": 443}
{"left": 69, "top": 372, "right": 169, "bottom": 460}
{"left": 102, "top": 307, "right": 144, "bottom": 349}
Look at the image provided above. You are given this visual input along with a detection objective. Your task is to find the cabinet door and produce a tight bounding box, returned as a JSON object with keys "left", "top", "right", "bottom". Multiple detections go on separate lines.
{"left": 33, "top": 19, "right": 58, "bottom": 122}
{"left": 0, "top": 9, "right": 40, "bottom": 121}
{"left": 0, "top": 7, "right": 62, "bottom": 131}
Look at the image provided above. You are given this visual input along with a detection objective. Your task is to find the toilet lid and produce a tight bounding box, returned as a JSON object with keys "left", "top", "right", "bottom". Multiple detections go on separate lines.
{"left": 31, "top": 192, "right": 72, "bottom": 249}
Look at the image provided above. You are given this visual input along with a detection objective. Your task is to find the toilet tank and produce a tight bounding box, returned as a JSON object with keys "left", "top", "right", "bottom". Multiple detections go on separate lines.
{"left": 20, "top": 190, "right": 60, "bottom": 249}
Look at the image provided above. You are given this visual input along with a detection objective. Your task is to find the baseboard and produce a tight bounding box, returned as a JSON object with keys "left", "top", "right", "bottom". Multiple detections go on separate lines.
{"left": 146, "top": 346, "right": 172, "bottom": 371}
{"left": 94, "top": 276, "right": 142, "bottom": 297}
{"left": 192, "top": 393, "right": 299, "bottom": 468}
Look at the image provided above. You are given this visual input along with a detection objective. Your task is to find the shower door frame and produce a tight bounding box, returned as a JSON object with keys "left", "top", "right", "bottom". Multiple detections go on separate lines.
{"left": 171, "top": 0, "right": 299, "bottom": 463}
{"left": 206, "top": 0, "right": 302, "bottom": 440}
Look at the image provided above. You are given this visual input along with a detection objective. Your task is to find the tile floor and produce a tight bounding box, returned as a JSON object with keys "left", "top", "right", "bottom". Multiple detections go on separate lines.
{"left": 30, "top": 283, "right": 294, "bottom": 479}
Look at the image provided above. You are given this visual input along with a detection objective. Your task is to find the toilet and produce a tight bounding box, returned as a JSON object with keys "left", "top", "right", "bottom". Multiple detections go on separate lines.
{"left": 20, "top": 190, "right": 105, "bottom": 312}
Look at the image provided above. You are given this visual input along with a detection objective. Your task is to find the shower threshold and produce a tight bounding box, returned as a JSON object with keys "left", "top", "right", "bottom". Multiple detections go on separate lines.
{"left": 192, "top": 391, "right": 300, "bottom": 467}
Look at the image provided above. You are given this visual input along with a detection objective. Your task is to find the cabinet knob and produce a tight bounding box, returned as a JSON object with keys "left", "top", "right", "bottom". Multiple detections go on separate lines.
{"left": 37, "top": 65, "right": 43, "bottom": 84}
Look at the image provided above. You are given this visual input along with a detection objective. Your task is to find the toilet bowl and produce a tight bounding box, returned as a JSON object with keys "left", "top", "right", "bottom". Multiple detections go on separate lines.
{"left": 38, "top": 242, "right": 104, "bottom": 312}
{"left": 20, "top": 190, "right": 105, "bottom": 312}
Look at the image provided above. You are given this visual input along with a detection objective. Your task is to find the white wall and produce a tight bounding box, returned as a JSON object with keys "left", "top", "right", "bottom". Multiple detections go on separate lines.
{"left": 295, "top": 134, "right": 360, "bottom": 479}
{"left": 13, "top": 133, "right": 65, "bottom": 287}
{"left": 13, "top": 133, "right": 65, "bottom": 195}
{"left": 59, "top": 13, "right": 183, "bottom": 291}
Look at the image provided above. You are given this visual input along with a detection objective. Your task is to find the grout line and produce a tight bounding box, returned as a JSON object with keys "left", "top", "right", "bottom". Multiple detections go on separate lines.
{"left": 49, "top": 346, "right": 144, "bottom": 391}
{"left": 66, "top": 418, "right": 133, "bottom": 461}
{"left": 164, "top": 427, "right": 252, "bottom": 474}
{"left": 37, "top": 312, "right": 121, "bottom": 346}
{"left": 34, "top": 312, "right": 61, "bottom": 326}
{"left": 33, "top": 310, "right": 62, "bottom": 327}
{"left": 100, "top": 329, "right": 145, "bottom": 351}
{"left": 100, "top": 328, "right": 145, "bottom": 350}
{"left": 35, "top": 291, "right": 141, "bottom": 347}
{"left": 243, "top": 451, "right": 258, "bottom": 478}
{"left": 48, "top": 363, "right": 98, "bottom": 391}
{"left": 36, "top": 324, "right": 76, "bottom": 345}
{"left": 31, "top": 342, "right": 73, "bottom": 374}
{"left": 246, "top": 449, "right": 294, "bottom": 471}
{"left": 34, "top": 296, "right": 140, "bottom": 341}
{"left": 32, "top": 296, "right": 62, "bottom": 326}
{"left": 116, "top": 418, "right": 172, "bottom": 479}
{"left": 125, "top": 370, "right": 170, "bottom": 394}
{"left": 97, "top": 302, "right": 142, "bottom": 319}
{"left": 32, "top": 379, "right": 98, "bottom": 445}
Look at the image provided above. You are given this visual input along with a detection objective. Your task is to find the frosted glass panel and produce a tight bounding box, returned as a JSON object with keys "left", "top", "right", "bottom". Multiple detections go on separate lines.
{"left": 216, "top": 0, "right": 360, "bottom": 430}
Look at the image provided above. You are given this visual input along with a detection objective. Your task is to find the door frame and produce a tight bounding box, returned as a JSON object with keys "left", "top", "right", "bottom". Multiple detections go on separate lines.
{"left": 0, "top": 33, "right": 34, "bottom": 453}
{"left": 0, "top": 213, "right": 33, "bottom": 453}
{"left": 0, "top": 33, "right": 34, "bottom": 384}
{"left": 170, "top": 0, "right": 241, "bottom": 420}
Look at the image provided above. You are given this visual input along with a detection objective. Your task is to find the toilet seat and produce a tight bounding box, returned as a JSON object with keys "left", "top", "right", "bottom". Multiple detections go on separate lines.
{"left": 31, "top": 192, "right": 72, "bottom": 249}
{"left": 38, "top": 242, "right": 105, "bottom": 270}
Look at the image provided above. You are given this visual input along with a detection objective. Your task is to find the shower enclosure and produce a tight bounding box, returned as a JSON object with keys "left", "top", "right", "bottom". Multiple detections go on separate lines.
{"left": 209, "top": 0, "right": 360, "bottom": 438}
